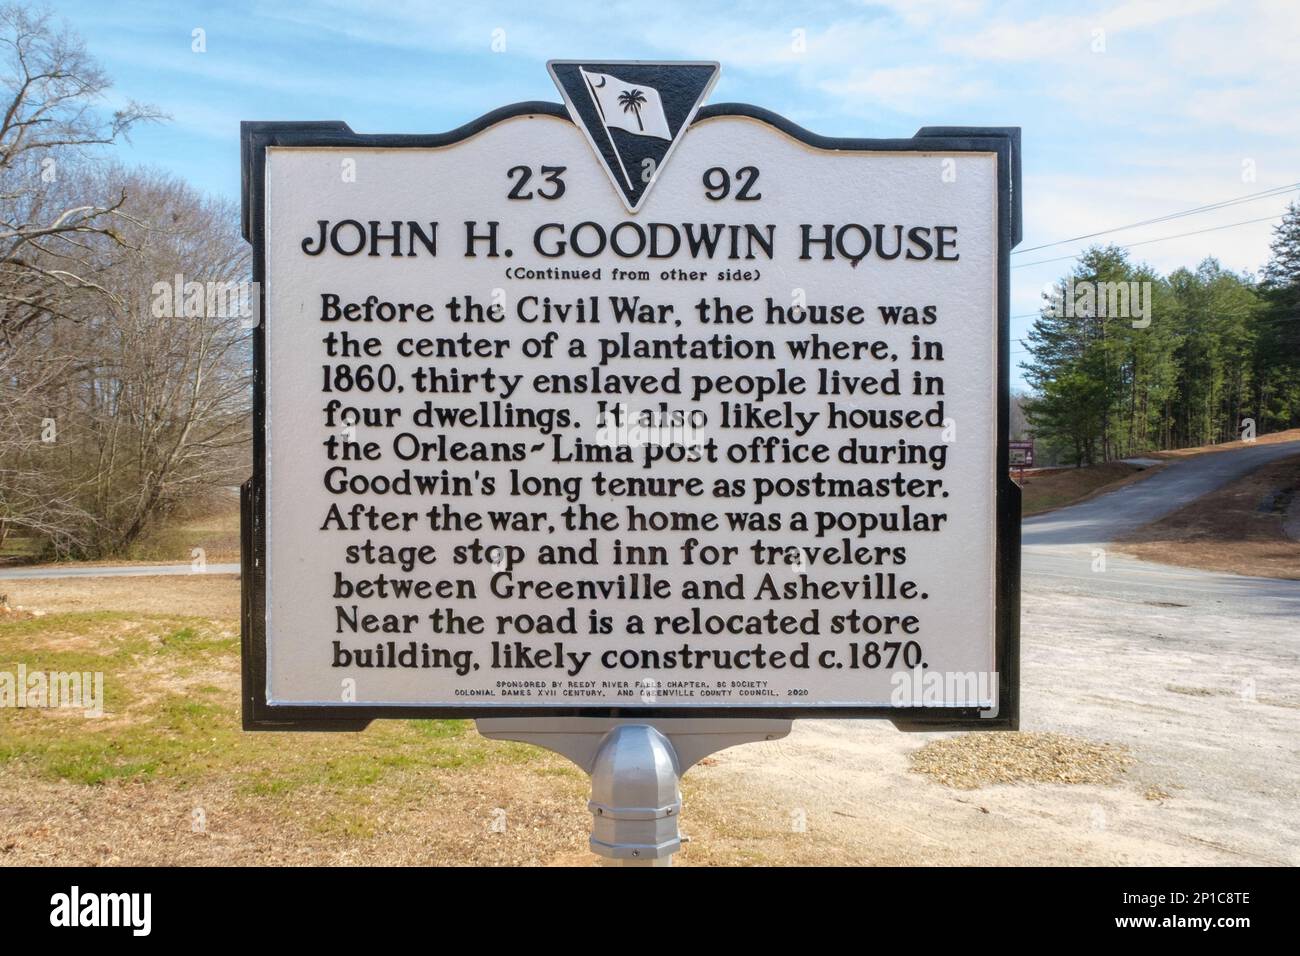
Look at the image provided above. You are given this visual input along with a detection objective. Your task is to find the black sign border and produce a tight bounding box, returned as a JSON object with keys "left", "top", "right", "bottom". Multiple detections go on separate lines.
{"left": 239, "top": 103, "right": 1022, "bottom": 731}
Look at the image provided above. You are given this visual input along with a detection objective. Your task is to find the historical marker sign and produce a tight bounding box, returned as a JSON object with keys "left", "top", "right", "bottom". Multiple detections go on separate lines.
{"left": 240, "top": 61, "right": 1021, "bottom": 730}
{"left": 1008, "top": 440, "right": 1035, "bottom": 468}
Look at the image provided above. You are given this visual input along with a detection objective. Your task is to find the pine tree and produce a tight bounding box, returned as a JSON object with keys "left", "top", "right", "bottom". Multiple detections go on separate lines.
{"left": 1025, "top": 206, "right": 1299, "bottom": 461}
{"left": 1022, "top": 246, "right": 1130, "bottom": 464}
{"left": 1262, "top": 199, "right": 1300, "bottom": 288}
{"left": 1254, "top": 199, "right": 1300, "bottom": 431}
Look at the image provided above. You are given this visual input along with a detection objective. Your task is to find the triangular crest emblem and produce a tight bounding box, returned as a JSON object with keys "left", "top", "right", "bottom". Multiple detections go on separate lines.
{"left": 548, "top": 60, "right": 719, "bottom": 213}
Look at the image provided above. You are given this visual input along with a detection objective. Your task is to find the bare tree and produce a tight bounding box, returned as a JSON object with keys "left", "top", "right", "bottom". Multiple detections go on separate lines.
{"left": 73, "top": 167, "right": 251, "bottom": 555}
{"left": 0, "top": 4, "right": 162, "bottom": 321}
{"left": 4, "top": 163, "right": 252, "bottom": 558}
{"left": 0, "top": 6, "right": 261, "bottom": 560}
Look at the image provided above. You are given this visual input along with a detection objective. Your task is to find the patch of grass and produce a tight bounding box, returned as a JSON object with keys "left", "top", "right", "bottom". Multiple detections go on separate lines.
{"left": 0, "top": 612, "right": 234, "bottom": 721}
{"left": 0, "top": 609, "right": 142, "bottom": 640}
{"left": 159, "top": 695, "right": 225, "bottom": 728}
{"left": 407, "top": 719, "right": 469, "bottom": 739}
{"left": 0, "top": 535, "right": 42, "bottom": 564}
{"left": 0, "top": 609, "right": 547, "bottom": 794}
{"left": 42, "top": 741, "right": 164, "bottom": 785}
{"left": 159, "top": 625, "right": 236, "bottom": 654}
{"left": 126, "top": 502, "right": 241, "bottom": 563}
{"left": 0, "top": 578, "right": 609, "bottom": 866}
{"left": 235, "top": 734, "right": 516, "bottom": 798}
{"left": 533, "top": 765, "right": 581, "bottom": 779}
{"left": 310, "top": 809, "right": 378, "bottom": 840}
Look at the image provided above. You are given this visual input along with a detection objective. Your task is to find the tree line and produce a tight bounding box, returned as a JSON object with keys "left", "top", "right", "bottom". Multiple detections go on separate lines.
{"left": 1022, "top": 203, "right": 1300, "bottom": 466}
{"left": 0, "top": 5, "right": 250, "bottom": 559}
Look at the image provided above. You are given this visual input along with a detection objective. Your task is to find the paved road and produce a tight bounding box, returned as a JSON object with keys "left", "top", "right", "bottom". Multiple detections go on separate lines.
{"left": 1023, "top": 439, "right": 1300, "bottom": 549}
{"left": 1021, "top": 439, "right": 1300, "bottom": 615}
{"left": 0, "top": 562, "right": 239, "bottom": 580}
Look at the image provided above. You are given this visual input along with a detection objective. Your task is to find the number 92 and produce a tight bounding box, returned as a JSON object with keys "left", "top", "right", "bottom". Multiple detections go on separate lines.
{"left": 702, "top": 165, "right": 761, "bottom": 201}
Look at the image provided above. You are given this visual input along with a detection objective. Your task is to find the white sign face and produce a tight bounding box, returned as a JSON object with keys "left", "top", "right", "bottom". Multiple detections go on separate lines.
{"left": 253, "top": 89, "right": 1011, "bottom": 717}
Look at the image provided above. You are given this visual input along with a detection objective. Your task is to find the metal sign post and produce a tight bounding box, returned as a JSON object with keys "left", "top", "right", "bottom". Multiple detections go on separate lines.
{"left": 477, "top": 717, "right": 791, "bottom": 865}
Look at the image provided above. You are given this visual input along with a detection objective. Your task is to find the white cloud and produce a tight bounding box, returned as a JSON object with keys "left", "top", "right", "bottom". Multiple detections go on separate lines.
{"left": 945, "top": 0, "right": 1225, "bottom": 62}
{"left": 857, "top": 0, "right": 987, "bottom": 28}
{"left": 820, "top": 65, "right": 986, "bottom": 114}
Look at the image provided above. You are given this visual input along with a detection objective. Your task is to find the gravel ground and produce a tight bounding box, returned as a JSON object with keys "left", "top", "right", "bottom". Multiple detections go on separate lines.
{"left": 908, "top": 732, "right": 1134, "bottom": 790}
{"left": 690, "top": 444, "right": 1300, "bottom": 866}
{"left": 692, "top": 583, "right": 1298, "bottom": 865}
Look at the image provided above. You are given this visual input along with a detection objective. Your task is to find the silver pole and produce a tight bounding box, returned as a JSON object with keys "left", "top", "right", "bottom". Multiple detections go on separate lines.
{"left": 589, "top": 725, "right": 680, "bottom": 866}
{"left": 477, "top": 717, "right": 792, "bottom": 866}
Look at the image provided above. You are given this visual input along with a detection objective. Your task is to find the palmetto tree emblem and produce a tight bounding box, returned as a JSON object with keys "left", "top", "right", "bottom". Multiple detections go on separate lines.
{"left": 618, "top": 88, "right": 648, "bottom": 131}
{"left": 559, "top": 63, "right": 715, "bottom": 210}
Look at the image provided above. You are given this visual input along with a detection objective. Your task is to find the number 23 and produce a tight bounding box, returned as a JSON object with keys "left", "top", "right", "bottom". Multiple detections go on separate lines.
{"left": 507, "top": 165, "right": 566, "bottom": 200}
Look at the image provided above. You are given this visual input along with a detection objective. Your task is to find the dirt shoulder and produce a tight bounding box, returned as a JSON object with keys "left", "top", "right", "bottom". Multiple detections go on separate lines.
{"left": 1148, "top": 427, "right": 1300, "bottom": 459}
{"left": 1019, "top": 461, "right": 1162, "bottom": 517}
{"left": 1114, "top": 453, "right": 1300, "bottom": 579}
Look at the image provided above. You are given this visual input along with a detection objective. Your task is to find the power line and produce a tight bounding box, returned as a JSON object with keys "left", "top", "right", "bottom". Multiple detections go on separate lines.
{"left": 1011, "top": 213, "right": 1285, "bottom": 269}
{"left": 1012, "top": 183, "right": 1299, "bottom": 255}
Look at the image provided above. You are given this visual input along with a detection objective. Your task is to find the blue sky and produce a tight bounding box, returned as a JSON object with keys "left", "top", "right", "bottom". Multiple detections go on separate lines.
{"left": 43, "top": 0, "right": 1300, "bottom": 388}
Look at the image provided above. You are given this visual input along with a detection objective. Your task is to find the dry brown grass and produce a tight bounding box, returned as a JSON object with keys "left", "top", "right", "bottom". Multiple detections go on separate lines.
{"left": 0, "top": 574, "right": 597, "bottom": 866}
{"left": 2, "top": 574, "right": 242, "bottom": 617}
{"left": 909, "top": 732, "right": 1133, "bottom": 790}
{"left": 0, "top": 575, "right": 825, "bottom": 866}
{"left": 1149, "top": 427, "right": 1300, "bottom": 459}
{"left": 1115, "top": 453, "right": 1300, "bottom": 579}
{"left": 0, "top": 498, "right": 241, "bottom": 569}
{"left": 1019, "top": 461, "right": 1158, "bottom": 516}
{"left": 0, "top": 765, "right": 597, "bottom": 867}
